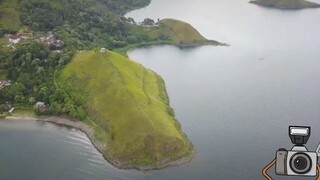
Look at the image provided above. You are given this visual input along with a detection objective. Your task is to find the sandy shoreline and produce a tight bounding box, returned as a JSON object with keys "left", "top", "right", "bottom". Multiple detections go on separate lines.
{"left": 2, "top": 116, "right": 195, "bottom": 171}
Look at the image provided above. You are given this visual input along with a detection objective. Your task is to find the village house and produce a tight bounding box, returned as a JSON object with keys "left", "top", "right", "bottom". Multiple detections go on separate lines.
{"left": 34, "top": 101, "right": 48, "bottom": 112}
{"left": 46, "top": 38, "right": 63, "bottom": 48}
{"left": 43, "top": 32, "right": 63, "bottom": 48}
{"left": 100, "top": 48, "right": 106, "bottom": 53}
{"left": 5, "top": 32, "right": 33, "bottom": 44}
{"left": 18, "top": 33, "right": 33, "bottom": 40}
{"left": 35, "top": 102, "right": 45, "bottom": 109}
{"left": 0, "top": 80, "right": 11, "bottom": 89}
{"left": 8, "top": 35, "right": 21, "bottom": 44}
{"left": 4, "top": 102, "right": 12, "bottom": 110}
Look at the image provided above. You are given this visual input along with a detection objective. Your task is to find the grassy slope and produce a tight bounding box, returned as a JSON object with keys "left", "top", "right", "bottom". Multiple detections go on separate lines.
{"left": 250, "top": 0, "right": 320, "bottom": 9}
{"left": 58, "top": 50, "right": 194, "bottom": 168}
{"left": 0, "top": 0, "right": 21, "bottom": 31}
{"left": 159, "top": 19, "right": 207, "bottom": 44}
{"left": 0, "top": 70, "right": 6, "bottom": 79}
{"left": 159, "top": 18, "right": 224, "bottom": 46}
{"left": 116, "top": 19, "right": 226, "bottom": 55}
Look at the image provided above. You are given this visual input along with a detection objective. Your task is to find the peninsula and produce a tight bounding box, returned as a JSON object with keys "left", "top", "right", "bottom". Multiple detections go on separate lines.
{"left": 57, "top": 50, "right": 195, "bottom": 169}
{"left": 0, "top": 0, "right": 224, "bottom": 170}
{"left": 249, "top": 0, "right": 320, "bottom": 9}
{"left": 159, "top": 19, "right": 227, "bottom": 47}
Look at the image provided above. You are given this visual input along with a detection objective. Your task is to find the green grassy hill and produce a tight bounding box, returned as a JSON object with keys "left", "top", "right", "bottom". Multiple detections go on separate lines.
{"left": 58, "top": 50, "right": 194, "bottom": 169}
{"left": 159, "top": 18, "right": 225, "bottom": 47}
{"left": 249, "top": 0, "right": 320, "bottom": 9}
{"left": 160, "top": 19, "right": 208, "bottom": 44}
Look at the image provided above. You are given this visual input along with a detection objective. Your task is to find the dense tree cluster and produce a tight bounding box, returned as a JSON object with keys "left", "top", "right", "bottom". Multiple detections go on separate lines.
{"left": 19, "top": 0, "right": 156, "bottom": 50}
{"left": 0, "top": 41, "right": 84, "bottom": 118}
{"left": 98, "top": 0, "right": 151, "bottom": 14}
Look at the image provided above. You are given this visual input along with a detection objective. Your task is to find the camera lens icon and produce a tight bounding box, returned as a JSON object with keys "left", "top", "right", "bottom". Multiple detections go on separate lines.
{"left": 289, "top": 153, "right": 312, "bottom": 174}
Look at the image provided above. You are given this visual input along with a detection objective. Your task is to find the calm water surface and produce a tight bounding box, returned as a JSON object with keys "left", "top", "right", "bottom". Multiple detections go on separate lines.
{"left": 2, "top": 0, "right": 320, "bottom": 179}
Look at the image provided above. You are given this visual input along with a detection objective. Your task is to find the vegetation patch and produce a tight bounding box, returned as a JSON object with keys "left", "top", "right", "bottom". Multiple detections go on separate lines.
{"left": 160, "top": 19, "right": 209, "bottom": 44}
{"left": 249, "top": 0, "right": 320, "bottom": 9}
{"left": 11, "top": 108, "right": 36, "bottom": 118}
{"left": 58, "top": 50, "right": 194, "bottom": 169}
{"left": 0, "top": 70, "right": 6, "bottom": 79}
{"left": 0, "top": 0, "right": 21, "bottom": 33}
{"left": 158, "top": 19, "right": 227, "bottom": 47}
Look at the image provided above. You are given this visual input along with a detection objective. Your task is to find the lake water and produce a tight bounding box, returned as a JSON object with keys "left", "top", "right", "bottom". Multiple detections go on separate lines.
{"left": 2, "top": 0, "right": 320, "bottom": 179}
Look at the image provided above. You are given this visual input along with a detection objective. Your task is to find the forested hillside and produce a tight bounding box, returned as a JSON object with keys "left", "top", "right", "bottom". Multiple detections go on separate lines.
{"left": 0, "top": 0, "right": 162, "bottom": 117}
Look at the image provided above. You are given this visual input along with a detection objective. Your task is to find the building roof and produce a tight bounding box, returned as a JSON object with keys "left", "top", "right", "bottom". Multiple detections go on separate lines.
{"left": 8, "top": 35, "right": 21, "bottom": 40}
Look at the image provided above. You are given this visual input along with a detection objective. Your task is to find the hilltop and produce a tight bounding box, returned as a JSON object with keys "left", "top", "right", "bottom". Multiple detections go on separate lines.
{"left": 249, "top": 0, "right": 320, "bottom": 9}
{"left": 159, "top": 19, "right": 227, "bottom": 47}
{"left": 57, "top": 50, "right": 195, "bottom": 169}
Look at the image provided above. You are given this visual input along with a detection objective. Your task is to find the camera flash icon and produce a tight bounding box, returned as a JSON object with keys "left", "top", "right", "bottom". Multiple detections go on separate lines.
{"left": 316, "top": 143, "right": 320, "bottom": 157}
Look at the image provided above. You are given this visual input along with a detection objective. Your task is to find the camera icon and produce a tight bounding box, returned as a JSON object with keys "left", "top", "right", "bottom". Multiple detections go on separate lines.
{"left": 276, "top": 126, "right": 318, "bottom": 177}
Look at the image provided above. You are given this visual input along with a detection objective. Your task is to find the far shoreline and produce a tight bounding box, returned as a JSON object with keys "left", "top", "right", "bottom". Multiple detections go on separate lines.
{"left": 1, "top": 115, "right": 196, "bottom": 172}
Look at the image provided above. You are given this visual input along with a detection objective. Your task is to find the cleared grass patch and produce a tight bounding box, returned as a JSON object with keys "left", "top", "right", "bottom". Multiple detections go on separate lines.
{"left": 12, "top": 108, "right": 36, "bottom": 118}
{"left": 0, "top": 0, "right": 21, "bottom": 31}
{"left": 0, "top": 70, "right": 6, "bottom": 79}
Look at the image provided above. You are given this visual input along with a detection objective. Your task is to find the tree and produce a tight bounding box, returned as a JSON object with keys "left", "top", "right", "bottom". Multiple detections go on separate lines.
{"left": 28, "top": 97, "right": 36, "bottom": 105}
{"left": 0, "top": 104, "right": 6, "bottom": 113}
{"left": 14, "top": 95, "right": 25, "bottom": 103}
{"left": 141, "top": 18, "right": 155, "bottom": 26}
{"left": 127, "top": 17, "right": 136, "bottom": 24}
{"left": 5, "top": 83, "right": 26, "bottom": 100}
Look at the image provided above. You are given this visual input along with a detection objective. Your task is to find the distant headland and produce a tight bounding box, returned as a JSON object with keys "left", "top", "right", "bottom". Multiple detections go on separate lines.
{"left": 249, "top": 0, "right": 320, "bottom": 9}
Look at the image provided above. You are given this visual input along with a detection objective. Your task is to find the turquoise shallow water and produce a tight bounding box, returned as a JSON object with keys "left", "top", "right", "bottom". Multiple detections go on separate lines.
{"left": 2, "top": 0, "right": 320, "bottom": 179}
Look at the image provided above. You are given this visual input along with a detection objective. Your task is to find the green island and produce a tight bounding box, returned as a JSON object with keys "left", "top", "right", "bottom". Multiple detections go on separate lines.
{"left": 0, "top": 0, "right": 224, "bottom": 170}
{"left": 249, "top": 0, "right": 320, "bottom": 9}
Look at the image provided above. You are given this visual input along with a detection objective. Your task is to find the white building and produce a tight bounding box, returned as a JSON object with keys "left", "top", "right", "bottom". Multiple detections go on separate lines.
{"left": 100, "top": 48, "right": 106, "bottom": 53}
{"left": 35, "top": 102, "right": 45, "bottom": 109}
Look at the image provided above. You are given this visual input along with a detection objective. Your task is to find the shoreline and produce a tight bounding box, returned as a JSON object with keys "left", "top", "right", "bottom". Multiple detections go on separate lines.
{"left": 2, "top": 115, "right": 196, "bottom": 171}
{"left": 117, "top": 38, "right": 229, "bottom": 57}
